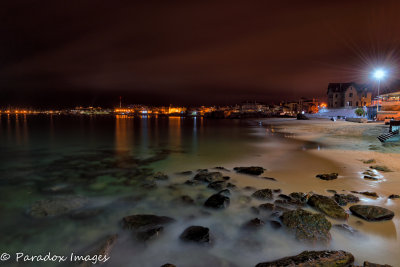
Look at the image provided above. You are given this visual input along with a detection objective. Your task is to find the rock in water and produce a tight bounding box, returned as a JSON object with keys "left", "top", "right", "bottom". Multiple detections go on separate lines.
{"left": 122, "top": 214, "right": 175, "bottom": 230}
{"left": 333, "top": 193, "right": 359, "bottom": 206}
{"left": 316, "top": 173, "right": 338, "bottom": 180}
{"left": 333, "top": 224, "right": 359, "bottom": 235}
{"left": 255, "top": 250, "right": 354, "bottom": 267}
{"left": 80, "top": 234, "right": 118, "bottom": 267}
{"left": 363, "top": 261, "right": 393, "bottom": 267}
{"left": 349, "top": 205, "right": 395, "bottom": 221}
{"left": 234, "top": 166, "right": 265, "bottom": 175}
{"left": 308, "top": 194, "right": 348, "bottom": 220}
{"left": 193, "top": 172, "right": 223, "bottom": 183}
{"left": 207, "top": 181, "right": 227, "bottom": 191}
{"left": 27, "top": 195, "right": 88, "bottom": 218}
{"left": 179, "top": 226, "right": 210, "bottom": 244}
{"left": 252, "top": 189, "right": 273, "bottom": 200}
{"left": 351, "top": 191, "right": 379, "bottom": 198}
{"left": 160, "top": 264, "right": 176, "bottom": 267}
{"left": 280, "top": 209, "right": 332, "bottom": 243}
{"left": 388, "top": 194, "right": 400, "bottom": 199}
{"left": 204, "top": 193, "right": 230, "bottom": 209}
{"left": 153, "top": 172, "right": 169, "bottom": 180}
{"left": 242, "top": 218, "right": 265, "bottom": 230}
{"left": 136, "top": 227, "right": 164, "bottom": 242}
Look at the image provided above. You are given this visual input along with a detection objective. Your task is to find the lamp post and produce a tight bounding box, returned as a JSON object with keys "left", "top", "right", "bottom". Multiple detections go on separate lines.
{"left": 373, "top": 69, "right": 386, "bottom": 116}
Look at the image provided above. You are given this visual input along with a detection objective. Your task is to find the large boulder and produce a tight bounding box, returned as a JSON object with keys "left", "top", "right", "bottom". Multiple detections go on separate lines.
{"left": 193, "top": 172, "right": 223, "bottom": 183}
{"left": 316, "top": 173, "right": 338, "bottom": 180}
{"left": 122, "top": 214, "right": 175, "bottom": 230}
{"left": 204, "top": 193, "right": 230, "bottom": 209}
{"left": 255, "top": 250, "right": 354, "bottom": 267}
{"left": 308, "top": 194, "right": 348, "bottom": 220}
{"left": 234, "top": 166, "right": 265, "bottom": 175}
{"left": 252, "top": 189, "right": 273, "bottom": 200}
{"left": 27, "top": 195, "right": 88, "bottom": 218}
{"left": 349, "top": 205, "right": 395, "bottom": 221}
{"left": 333, "top": 193, "right": 359, "bottom": 206}
{"left": 179, "top": 226, "right": 210, "bottom": 244}
{"left": 280, "top": 209, "right": 332, "bottom": 243}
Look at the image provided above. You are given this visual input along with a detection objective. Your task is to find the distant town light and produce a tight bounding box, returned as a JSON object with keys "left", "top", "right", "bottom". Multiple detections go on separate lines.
{"left": 373, "top": 69, "right": 386, "bottom": 80}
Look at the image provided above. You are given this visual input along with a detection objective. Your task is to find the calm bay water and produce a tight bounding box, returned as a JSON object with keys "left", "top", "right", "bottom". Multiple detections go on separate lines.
{"left": 0, "top": 115, "right": 398, "bottom": 266}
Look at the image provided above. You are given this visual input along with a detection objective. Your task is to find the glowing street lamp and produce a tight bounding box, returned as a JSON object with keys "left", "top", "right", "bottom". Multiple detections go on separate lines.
{"left": 373, "top": 69, "right": 386, "bottom": 96}
{"left": 372, "top": 68, "right": 386, "bottom": 114}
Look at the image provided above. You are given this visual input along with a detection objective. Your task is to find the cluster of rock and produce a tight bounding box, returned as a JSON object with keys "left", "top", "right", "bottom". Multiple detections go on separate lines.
{"left": 25, "top": 166, "right": 396, "bottom": 266}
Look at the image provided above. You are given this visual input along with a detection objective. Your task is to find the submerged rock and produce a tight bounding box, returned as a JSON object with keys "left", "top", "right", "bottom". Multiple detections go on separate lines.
{"left": 218, "top": 189, "right": 231, "bottom": 197}
{"left": 363, "top": 261, "right": 393, "bottom": 267}
{"left": 239, "top": 195, "right": 252, "bottom": 204}
{"left": 40, "top": 183, "right": 74, "bottom": 194}
{"left": 250, "top": 206, "right": 260, "bottom": 215}
{"left": 349, "top": 205, "right": 394, "bottom": 221}
{"left": 193, "top": 172, "right": 223, "bottom": 183}
{"left": 214, "top": 166, "right": 230, "bottom": 171}
{"left": 333, "top": 193, "right": 360, "bottom": 206}
{"left": 136, "top": 226, "right": 164, "bottom": 242}
{"left": 370, "top": 165, "right": 392, "bottom": 172}
{"left": 255, "top": 250, "right": 354, "bottom": 267}
{"left": 269, "top": 220, "right": 282, "bottom": 229}
{"left": 242, "top": 218, "right": 265, "bottom": 230}
{"left": 179, "top": 226, "right": 210, "bottom": 244}
{"left": 179, "top": 195, "right": 195, "bottom": 205}
{"left": 259, "top": 203, "right": 275, "bottom": 211}
{"left": 122, "top": 214, "right": 175, "bottom": 230}
{"left": 364, "top": 175, "right": 379, "bottom": 181}
{"left": 80, "top": 234, "right": 118, "bottom": 267}
{"left": 280, "top": 209, "right": 332, "bottom": 243}
{"left": 176, "top": 171, "right": 193, "bottom": 175}
{"left": 234, "top": 166, "right": 265, "bottom": 175}
{"left": 327, "top": 189, "right": 337, "bottom": 194}
{"left": 160, "top": 264, "right": 176, "bottom": 267}
{"left": 252, "top": 189, "right": 273, "bottom": 200}
{"left": 308, "top": 194, "right": 348, "bottom": 220}
{"left": 262, "top": 177, "right": 277, "bottom": 181}
{"left": 204, "top": 193, "right": 230, "bottom": 209}
{"left": 333, "top": 224, "right": 359, "bottom": 235}
{"left": 288, "top": 192, "right": 308, "bottom": 203}
{"left": 351, "top": 191, "right": 379, "bottom": 198}
{"left": 27, "top": 195, "right": 88, "bottom": 218}
{"left": 207, "top": 181, "right": 227, "bottom": 191}
{"left": 183, "top": 180, "right": 202, "bottom": 186}
{"left": 153, "top": 172, "right": 169, "bottom": 180}
{"left": 316, "top": 173, "right": 338, "bottom": 180}
{"left": 69, "top": 207, "right": 103, "bottom": 220}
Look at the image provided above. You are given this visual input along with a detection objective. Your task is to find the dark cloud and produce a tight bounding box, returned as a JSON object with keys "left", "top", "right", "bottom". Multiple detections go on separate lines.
{"left": 1, "top": 0, "right": 400, "bottom": 107}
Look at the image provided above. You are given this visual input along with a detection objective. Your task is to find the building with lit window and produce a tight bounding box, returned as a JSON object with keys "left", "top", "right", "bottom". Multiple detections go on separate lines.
{"left": 327, "top": 83, "right": 372, "bottom": 108}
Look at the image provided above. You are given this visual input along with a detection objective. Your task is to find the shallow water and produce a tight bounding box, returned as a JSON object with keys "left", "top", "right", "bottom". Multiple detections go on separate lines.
{"left": 0, "top": 115, "right": 399, "bottom": 266}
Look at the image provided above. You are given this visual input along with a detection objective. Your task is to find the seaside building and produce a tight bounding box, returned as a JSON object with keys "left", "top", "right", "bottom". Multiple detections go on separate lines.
{"left": 369, "top": 90, "right": 400, "bottom": 121}
{"left": 327, "top": 83, "right": 372, "bottom": 108}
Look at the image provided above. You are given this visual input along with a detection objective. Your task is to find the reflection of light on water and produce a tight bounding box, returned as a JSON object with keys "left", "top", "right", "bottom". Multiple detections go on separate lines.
{"left": 115, "top": 115, "right": 134, "bottom": 153}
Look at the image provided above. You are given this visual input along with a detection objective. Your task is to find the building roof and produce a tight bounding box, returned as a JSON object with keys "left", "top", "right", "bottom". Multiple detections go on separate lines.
{"left": 327, "top": 82, "right": 372, "bottom": 94}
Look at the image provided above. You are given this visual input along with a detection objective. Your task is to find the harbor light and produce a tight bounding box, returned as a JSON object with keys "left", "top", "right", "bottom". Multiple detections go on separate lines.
{"left": 373, "top": 69, "right": 386, "bottom": 80}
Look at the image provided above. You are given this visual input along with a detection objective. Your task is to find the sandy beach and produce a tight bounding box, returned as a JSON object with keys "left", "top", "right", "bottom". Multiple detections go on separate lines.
{"left": 253, "top": 118, "right": 400, "bottom": 265}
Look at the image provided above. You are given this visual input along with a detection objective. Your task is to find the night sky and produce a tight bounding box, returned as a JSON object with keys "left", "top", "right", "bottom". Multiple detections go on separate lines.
{"left": 1, "top": 0, "right": 400, "bottom": 108}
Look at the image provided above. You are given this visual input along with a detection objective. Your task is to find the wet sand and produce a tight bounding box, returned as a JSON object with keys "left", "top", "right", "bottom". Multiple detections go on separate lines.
{"left": 252, "top": 118, "right": 400, "bottom": 265}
